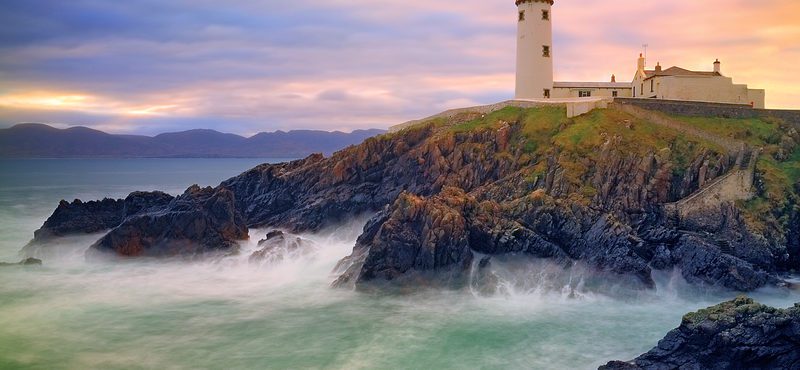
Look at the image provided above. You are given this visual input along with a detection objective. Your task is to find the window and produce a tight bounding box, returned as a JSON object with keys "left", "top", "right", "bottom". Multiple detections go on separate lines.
{"left": 650, "top": 80, "right": 654, "bottom": 92}
{"left": 612, "top": 91, "right": 618, "bottom": 97}
{"left": 633, "top": 87, "right": 636, "bottom": 96}
{"left": 641, "top": 84, "right": 644, "bottom": 95}
{"left": 542, "top": 10, "right": 550, "bottom": 20}
{"left": 542, "top": 45, "right": 550, "bottom": 57}
{"left": 543, "top": 89, "right": 550, "bottom": 98}
{"left": 519, "top": 11, "right": 525, "bottom": 21}
{"left": 578, "top": 90, "right": 591, "bottom": 98}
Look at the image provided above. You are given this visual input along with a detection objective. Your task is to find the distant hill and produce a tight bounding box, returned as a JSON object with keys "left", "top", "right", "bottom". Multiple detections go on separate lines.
{"left": 0, "top": 123, "right": 386, "bottom": 158}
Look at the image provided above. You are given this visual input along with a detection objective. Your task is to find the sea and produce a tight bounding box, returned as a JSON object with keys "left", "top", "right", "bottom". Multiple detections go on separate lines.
{"left": 0, "top": 158, "right": 797, "bottom": 369}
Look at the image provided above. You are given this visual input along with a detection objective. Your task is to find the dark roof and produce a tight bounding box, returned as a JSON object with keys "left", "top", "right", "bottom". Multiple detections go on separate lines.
{"left": 516, "top": 0, "right": 554, "bottom": 5}
{"left": 643, "top": 66, "right": 721, "bottom": 80}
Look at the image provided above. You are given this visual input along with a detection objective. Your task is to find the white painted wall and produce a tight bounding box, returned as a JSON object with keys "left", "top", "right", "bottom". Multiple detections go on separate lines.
{"left": 653, "top": 76, "right": 766, "bottom": 109}
{"left": 515, "top": 0, "right": 554, "bottom": 100}
{"left": 552, "top": 87, "right": 632, "bottom": 99}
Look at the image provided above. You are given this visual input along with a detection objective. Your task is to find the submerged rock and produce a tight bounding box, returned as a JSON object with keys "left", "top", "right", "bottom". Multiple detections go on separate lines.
{"left": 0, "top": 257, "right": 42, "bottom": 266}
{"left": 89, "top": 185, "right": 248, "bottom": 257}
{"left": 249, "top": 230, "right": 317, "bottom": 264}
{"left": 600, "top": 297, "right": 800, "bottom": 370}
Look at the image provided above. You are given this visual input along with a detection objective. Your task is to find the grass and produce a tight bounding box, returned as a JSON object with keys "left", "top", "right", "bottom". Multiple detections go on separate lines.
{"left": 670, "top": 115, "right": 783, "bottom": 147}
{"left": 552, "top": 109, "right": 720, "bottom": 158}
{"left": 445, "top": 106, "right": 731, "bottom": 197}
{"left": 780, "top": 146, "right": 800, "bottom": 185}
{"left": 449, "top": 107, "right": 527, "bottom": 133}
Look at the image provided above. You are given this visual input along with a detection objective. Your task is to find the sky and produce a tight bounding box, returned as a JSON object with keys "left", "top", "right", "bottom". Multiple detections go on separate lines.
{"left": 0, "top": 0, "right": 798, "bottom": 136}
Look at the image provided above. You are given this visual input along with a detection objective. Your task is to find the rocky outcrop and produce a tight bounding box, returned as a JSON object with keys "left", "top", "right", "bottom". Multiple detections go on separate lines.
{"left": 336, "top": 188, "right": 652, "bottom": 290}
{"left": 600, "top": 297, "right": 800, "bottom": 370}
{"left": 334, "top": 188, "right": 476, "bottom": 289}
{"left": 31, "top": 191, "right": 174, "bottom": 241}
{"left": 249, "top": 230, "right": 317, "bottom": 264}
{"left": 335, "top": 184, "right": 780, "bottom": 291}
{"left": 669, "top": 235, "right": 776, "bottom": 291}
{"left": 221, "top": 123, "right": 525, "bottom": 232}
{"left": 29, "top": 106, "right": 796, "bottom": 290}
{"left": 89, "top": 185, "right": 248, "bottom": 257}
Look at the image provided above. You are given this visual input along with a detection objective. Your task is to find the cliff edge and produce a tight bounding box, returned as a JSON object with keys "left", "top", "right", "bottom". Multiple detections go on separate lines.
{"left": 27, "top": 106, "right": 800, "bottom": 291}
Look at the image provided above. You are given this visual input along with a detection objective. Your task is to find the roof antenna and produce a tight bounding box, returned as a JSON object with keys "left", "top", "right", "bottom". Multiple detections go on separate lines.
{"left": 642, "top": 44, "right": 649, "bottom": 67}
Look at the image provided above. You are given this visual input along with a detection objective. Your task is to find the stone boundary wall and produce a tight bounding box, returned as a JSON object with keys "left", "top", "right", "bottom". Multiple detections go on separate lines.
{"left": 613, "top": 98, "right": 800, "bottom": 128}
{"left": 664, "top": 151, "right": 758, "bottom": 221}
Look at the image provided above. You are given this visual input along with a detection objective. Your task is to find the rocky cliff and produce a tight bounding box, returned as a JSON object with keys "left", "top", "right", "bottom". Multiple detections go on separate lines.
{"left": 27, "top": 106, "right": 800, "bottom": 291}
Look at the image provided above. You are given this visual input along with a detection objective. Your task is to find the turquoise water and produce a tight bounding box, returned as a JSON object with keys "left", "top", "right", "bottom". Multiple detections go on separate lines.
{"left": 0, "top": 159, "right": 797, "bottom": 370}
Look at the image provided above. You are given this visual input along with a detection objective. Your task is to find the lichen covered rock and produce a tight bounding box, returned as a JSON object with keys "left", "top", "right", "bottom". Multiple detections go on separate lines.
{"left": 600, "top": 297, "right": 800, "bottom": 370}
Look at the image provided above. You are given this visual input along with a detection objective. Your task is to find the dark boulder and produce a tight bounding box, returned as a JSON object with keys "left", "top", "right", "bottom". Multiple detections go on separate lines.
{"left": 89, "top": 185, "right": 248, "bottom": 257}
{"left": 670, "top": 235, "right": 775, "bottom": 291}
{"left": 249, "top": 230, "right": 317, "bottom": 264}
{"left": 31, "top": 191, "right": 174, "bottom": 242}
{"left": 600, "top": 297, "right": 800, "bottom": 370}
{"left": 335, "top": 188, "right": 475, "bottom": 290}
{"left": 122, "top": 191, "right": 175, "bottom": 217}
{"left": 33, "top": 198, "right": 123, "bottom": 241}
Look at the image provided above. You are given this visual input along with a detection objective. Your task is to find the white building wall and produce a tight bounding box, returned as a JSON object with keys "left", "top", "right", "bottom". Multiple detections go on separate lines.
{"left": 552, "top": 87, "right": 632, "bottom": 99}
{"left": 653, "top": 76, "right": 765, "bottom": 108}
{"left": 747, "top": 89, "right": 766, "bottom": 109}
{"left": 515, "top": 0, "right": 554, "bottom": 100}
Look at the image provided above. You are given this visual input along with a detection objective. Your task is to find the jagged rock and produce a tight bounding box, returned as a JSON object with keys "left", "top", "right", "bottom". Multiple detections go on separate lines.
{"left": 336, "top": 188, "right": 475, "bottom": 289}
{"left": 249, "top": 230, "right": 317, "bottom": 264}
{"left": 221, "top": 124, "right": 527, "bottom": 232}
{"left": 600, "top": 297, "right": 800, "bottom": 370}
{"left": 89, "top": 185, "right": 248, "bottom": 257}
{"left": 670, "top": 235, "right": 774, "bottom": 291}
{"left": 31, "top": 191, "right": 174, "bottom": 242}
{"left": 677, "top": 202, "right": 778, "bottom": 272}
{"left": 0, "top": 257, "right": 42, "bottom": 266}
{"left": 788, "top": 205, "right": 800, "bottom": 270}
{"left": 336, "top": 188, "right": 656, "bottom": 290}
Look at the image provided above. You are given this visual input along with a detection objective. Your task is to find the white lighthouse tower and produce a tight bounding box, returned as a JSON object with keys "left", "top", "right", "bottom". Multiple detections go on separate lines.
{"left": 515, "top": 0, "right": 554, "bottom": 100}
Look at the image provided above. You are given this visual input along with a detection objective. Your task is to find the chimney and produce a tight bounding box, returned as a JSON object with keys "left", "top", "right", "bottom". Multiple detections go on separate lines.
{"left": 655, "top": 62, "right": 662, "bottom": 72}
{"left": 637, "top": 53, "right": 645, "bottom": 72}
{"left": 714, "top": 59, "right": 721, "bottom": 74}
{"left": 611, "top": 74, "right": 616, "bottom": 83}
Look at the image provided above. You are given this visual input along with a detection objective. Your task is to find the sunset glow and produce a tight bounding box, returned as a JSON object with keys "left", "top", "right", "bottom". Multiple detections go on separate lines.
{"left": 0, "top": 0, "right": 798, "bottom": 135}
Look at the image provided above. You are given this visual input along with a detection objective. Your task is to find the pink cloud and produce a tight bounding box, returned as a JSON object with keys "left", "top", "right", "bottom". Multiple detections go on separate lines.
{"left": 0, "top": 0, "right": 797, "bottom": 135}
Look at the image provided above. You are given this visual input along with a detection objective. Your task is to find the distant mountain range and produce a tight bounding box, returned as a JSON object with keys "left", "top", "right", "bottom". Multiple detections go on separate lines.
{"left": 0, "top": 123, "right": 386, "bottom": 158}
